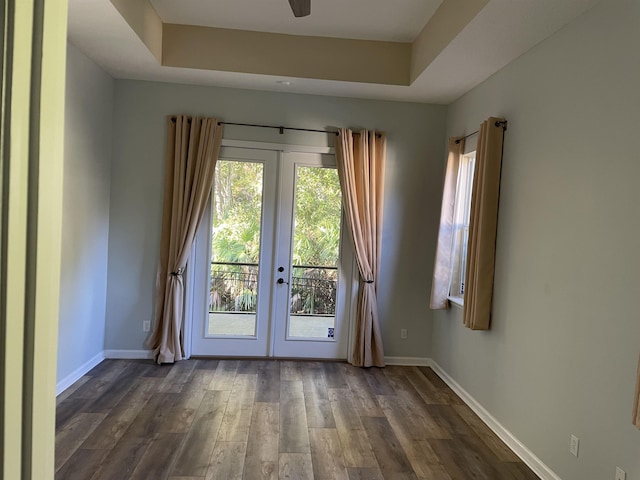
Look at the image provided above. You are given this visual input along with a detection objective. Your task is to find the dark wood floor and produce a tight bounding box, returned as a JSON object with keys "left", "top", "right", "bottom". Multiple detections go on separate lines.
{"left": 55, "top": 359, "right": 539, "bottom": 480}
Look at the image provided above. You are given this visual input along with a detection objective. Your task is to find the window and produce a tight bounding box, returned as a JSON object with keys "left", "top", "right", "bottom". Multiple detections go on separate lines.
{"left": 449, "top": 151, "right": 475, "bottom": 300}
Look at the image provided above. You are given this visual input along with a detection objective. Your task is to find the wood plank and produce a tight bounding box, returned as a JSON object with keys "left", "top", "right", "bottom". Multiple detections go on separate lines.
{"left": 171, "top": 390, "right": 230, "bottom": 477}
{"left": 279, "top": 381, "right": 310, "bottom": 453}
{"left": 141, "top": 361, "right": 173, "bottom": 378}
{"left": 361, "top": 417, "right": 416, "bottom": 479}
{"left": 81, "top": 377, "right": 160, "bottom": 450}
{"left": 55, "top": 448, "right": 109, "bottom": 480}
{"left": 233, "top": 373, "right": 258, "bottom": 390}
{"left": 256, "top": 365, "right": 280, "bottom": 403}
{"left": 159, "top": 359, "right": 198, "bottom": 393}
{"left": 57, "top": 375, "right": 91, "bottom": 405}
{"left": 501, "top": 461, "right": 541, "bottom": 480}
{"left": 404, "top": 442, "right": 452, "bottom": 480}
{"left": 194, "top": 359, "right": 219, "bottom": 370}
{"left": 417, "top": 367, "right": 449, "bottom": 390}
{"left": 90, "top": 435, "right": 152, "bottom": 480}
{"left": 206, "top": 442, "right": 247, "bottom": 480}
{"left": 308, "top": 428, "right": 349, "bottom": 480}
{"left": 280, "top": 361, "right": 302, "bottom": 382}
{"left": 303, "top": 367, "right": 335, "bottom": 428}
{"left": 377, "top": 395, "right": 425, "bottom": 441}
{"left": 243, "top": 402, "right": 279, "bottom": 480}
{"left": 383, "top": 372, "right": 452, "bottom": 440}
{"left": 429, "top": 435, "right": 504, "bottom": 480}
{"left": 55, "top": 412, "right": 106, "bottom": 470}
{"left": 328, "top": 389, "right": 377, "bottom": 468}
{"left": 343, "top": 368, "right": 383, "bottom": 417}
{"left": 85, "top": 359, "right": 125, "bottom": 378}
{"left": 302, "top": 367, "right": 329, "bottom": 400}
{"left": 129, "top": 432, "right": 185, "bottom": 480}
{"left": 328, "top": 388, "right": 364, "bottom": 431}
{"left": 363, "top": 367, "right": 395, "bottom": 395}
{"left": 414, "top": 368, "right": 464, "bottom": 405}
{"left": 209, "top": 360, "right": 239, "bottom": 390}
{"left": 347, "top": 467, "right": 385, "bottom": 480}
{"left": 161, "top": 386, "right": 206, "bottom": 433}
{"left": 237, "top": 359, "right": 260, "bottom": 374}
{"left": 322, "top": 362, "right": 349, "bottom": 389}
{"left": 56, "top": 398, "right": 90, "bottom": 430}
{"left": 404, "top": 367, "right": 453, "bottom": 405}
{"left": 336, "top": 428, "right": 378, "bottom": 469}
{"left": 278, "top": 453, "right": 313, "bottom": 480}
{"left": 68, "top": 360, "right": 129, "bottom": 400}
{"left": 188, "top": 368, "right": 218, "bottom": 390}
{"left": 304, "top": 396, "right": 335, "bottom": 428}
{"left": 453, "top": 403, "right": 521, "bottom": 462}
{"left": 427, "top": 405, "right": 476, "bottom": 436}
{"left": 377, "top": 394, "right": 449, "bottom": 441}
{"left": 217, "top": 378, "right": 256, "bottom": 442}
{"left": 376, "top": 396, "right": 451, "bottom": 479}
{"left": 83, "top": 362, "right": 147, "bottom": 413}
{"left": 123, "top": 393, "right": 180, "bottom": 438}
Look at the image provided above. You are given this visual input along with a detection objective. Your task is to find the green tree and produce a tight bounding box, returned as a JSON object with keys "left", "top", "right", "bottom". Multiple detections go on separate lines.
{"left": 292, "top": 166, "right": 341, "bottom": 267}
{"left": 209, "top": 161, "right": 342, "bottom": 314}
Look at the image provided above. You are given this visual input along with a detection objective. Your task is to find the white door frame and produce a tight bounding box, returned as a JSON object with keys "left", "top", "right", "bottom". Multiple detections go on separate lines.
{"left": 184, "top": 139, "right": 356, "bottom": 361}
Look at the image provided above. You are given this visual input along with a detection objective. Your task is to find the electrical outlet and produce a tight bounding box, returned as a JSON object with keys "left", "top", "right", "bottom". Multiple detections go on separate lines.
{"left": 400, "top": 329, "right": 407, "bottom": 339}
{"left": 143, "top": 320, "right": 151, "bottom": 332}
{"left": 569, "top": 435, "right": 579, "bottom": 457}
{"left": 615, "top": 467, "right": 626, "bottom": 480}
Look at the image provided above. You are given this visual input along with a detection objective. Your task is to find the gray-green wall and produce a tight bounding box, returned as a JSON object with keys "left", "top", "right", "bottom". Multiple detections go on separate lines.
{"left": 104, "top": 82, "right": 446, "bottom": 358}
{"left": 57, "top": 44, "right": 113, "bottom": 384}
{"left": 432, "top": 0, "right": 640, "bottom": 477}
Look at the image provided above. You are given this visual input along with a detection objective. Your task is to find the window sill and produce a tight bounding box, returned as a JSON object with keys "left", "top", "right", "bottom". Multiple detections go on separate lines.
{"left": 447, "top": 296, "right": 464, "bottom": 309}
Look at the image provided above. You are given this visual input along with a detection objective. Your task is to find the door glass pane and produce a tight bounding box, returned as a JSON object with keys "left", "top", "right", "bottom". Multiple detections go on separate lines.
{"left": 289, "top": 166, "right": 341, "bottom": 339}
{"left": 208, "top": 160, "right": 264, "bottom": 336}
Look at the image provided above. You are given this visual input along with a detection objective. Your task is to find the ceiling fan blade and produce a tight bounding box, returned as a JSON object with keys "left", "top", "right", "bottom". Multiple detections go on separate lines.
{"left": 288, "top": 0, "right": 310, "bottom": 17}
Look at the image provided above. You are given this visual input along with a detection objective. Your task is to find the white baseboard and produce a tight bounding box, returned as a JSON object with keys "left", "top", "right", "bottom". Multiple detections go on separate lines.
{"left": 384, "top": 356, "right": 431, "bottom": 366}
{"left": 430, "top": 360, "right": 561, "bottom": 480}
{"left": 56, "top": 351, "right": 105, "bottom": 396}
{"left": 104, "top": 349, "right": 154, "bottom": 360}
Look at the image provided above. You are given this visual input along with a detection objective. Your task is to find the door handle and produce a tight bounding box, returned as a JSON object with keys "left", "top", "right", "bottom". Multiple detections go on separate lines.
{"left": 277, "top": 278, "right": 289, "bottom": 285}
{"left": 277, "top": 266, "right": 284, "bottom": 272}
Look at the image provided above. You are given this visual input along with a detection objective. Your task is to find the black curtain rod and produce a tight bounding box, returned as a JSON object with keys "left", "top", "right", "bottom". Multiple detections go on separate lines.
{"left": 455, "top": 120, "right": 508, "bottom": 144}
{"left": 218, "top": 121, "right": 339, "bottom": 136}
{"left": 169, "top": 117, "right": 382, "bottom": 138}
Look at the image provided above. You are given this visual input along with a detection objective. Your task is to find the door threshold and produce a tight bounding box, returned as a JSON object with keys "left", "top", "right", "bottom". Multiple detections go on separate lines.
{"left": 190, "top": 355, "right": 348, "bottom": 363}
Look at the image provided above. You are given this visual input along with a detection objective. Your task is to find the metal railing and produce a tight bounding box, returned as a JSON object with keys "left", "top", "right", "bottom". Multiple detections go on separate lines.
{"left": 209, "top": 261, "right": 337, "bottom": 315}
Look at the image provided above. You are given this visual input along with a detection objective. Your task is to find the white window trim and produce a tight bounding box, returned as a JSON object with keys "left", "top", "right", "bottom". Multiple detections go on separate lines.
{"left": 447, "top": 150, "right": 476, "bottom": 303}
{"left": 447, "top": 295, "right": 464, "bottom": 309}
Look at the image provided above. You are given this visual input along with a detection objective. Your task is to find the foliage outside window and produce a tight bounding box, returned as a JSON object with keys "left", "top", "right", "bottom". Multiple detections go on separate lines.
{"left": 209, "top": 160, "right": 341, "bottom": 315}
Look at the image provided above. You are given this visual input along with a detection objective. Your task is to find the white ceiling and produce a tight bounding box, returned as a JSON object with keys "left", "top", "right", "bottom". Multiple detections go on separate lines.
{"left": 67, "top": 0, "right": 601, "bottom": 104}
{"left": 150, "top": 0, "right": 443, "bottom": 42}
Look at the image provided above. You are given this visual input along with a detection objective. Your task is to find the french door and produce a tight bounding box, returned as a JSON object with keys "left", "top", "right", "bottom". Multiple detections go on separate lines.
{"left": 190, "top": 146, "right": 353, "bottom": 359}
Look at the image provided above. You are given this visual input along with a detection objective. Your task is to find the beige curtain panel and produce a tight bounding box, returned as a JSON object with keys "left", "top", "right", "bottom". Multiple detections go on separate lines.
{"left": 463, "top": 117, "right": 506, "bottom": 330}
{"left": 335, "top": 129, "right": 386, "bottom": 367}
{"left": 634, "top": 354, "right": 640, "bottom": 428}
{"left": 430, "top": 137, "right": 465, "bottom": 310}
{"left": 149, "top": 115, "right": 223, "bottom": 363}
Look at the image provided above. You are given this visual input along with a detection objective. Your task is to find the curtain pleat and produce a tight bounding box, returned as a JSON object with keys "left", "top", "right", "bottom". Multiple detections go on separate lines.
{"left": 430, "top": 137, "right": 465, "bottom": 309}
{"left": 335, "top": 129, "right": 386, "bottom": 367}
{"left": 463, "top": 117, "right": 505, "bottom": 330}
{"left": 633, "top": 354, "right": 640, "bottom": 428}
{"left": 149, "top": 115, "right": 223, "bottom": 363}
